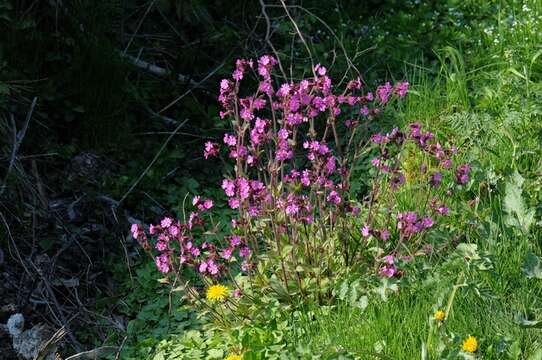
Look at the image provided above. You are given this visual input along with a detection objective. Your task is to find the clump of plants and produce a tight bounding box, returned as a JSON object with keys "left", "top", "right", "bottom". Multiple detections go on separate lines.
{"left": 131, "top": 56, "right": 471, "bottom": 323}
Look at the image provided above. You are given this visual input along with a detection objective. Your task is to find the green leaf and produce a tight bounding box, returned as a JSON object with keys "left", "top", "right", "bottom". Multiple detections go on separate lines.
{"left": 338, "top": 281, "right": 349, "bottom": 301}
{"left": 355, "top": 295, "right": 369, "bottom": 311}
{"left": 39, "top": 238, "right": 54, "bottom": 251}
{"left": 280, "top": 245, "right": 293, "bottom": 257}
{"left": 207, "top": 348, "right": 223, "bottom": 359}
{"left": 152, "top": 351, "right": 166, "bottom": 360}
{"left": 516, "top": 315, "right": 542, "bottom": 328}
{"left": 373, "top": 278, "right": 398, "bottom": 301}
{"left": 504, "top": 171, "right": 535, "bottom": 233}
{"left": 373, "top": 340, "right": 386, "bottom": 353}
{"left": 522, "top": 252, "right": 542, "bottom": 279}
{"left": 455, "top": 243, "right": 480, "bottom": 260}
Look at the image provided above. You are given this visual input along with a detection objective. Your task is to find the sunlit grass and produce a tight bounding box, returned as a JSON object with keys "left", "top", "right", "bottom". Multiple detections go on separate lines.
{"left": 295, "top": 1, "right": 542, "bottom": 357}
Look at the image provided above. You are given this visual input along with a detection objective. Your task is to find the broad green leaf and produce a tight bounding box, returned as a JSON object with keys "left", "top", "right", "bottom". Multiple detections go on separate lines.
{"left": 373, "top": 340, "right": 386, "bottom": 353}
{"left": 207, "top": 349, "right": 223, "bottom": 358}
{"left": 355, "top": 295, "right": 369, "bottom": 311}
{"left": 152, "top": 351, "right": 166, "bottom": 360}
{"left": 522, "top": 252, "right": 542, "bottom": 279}
{"left": 504, "top": 171, "right": 534, "bottom": 233}
{"left": 516, "top": 315, "right": 542, "bottom": 328}
{"left": 338, "top": 281, "right": 349, "bottom": 301}
{"left": 373, "top": 278, "right": 398, "bottom": 301}
{"left": 455, "top": 243, "right": 480, "bottom": 260}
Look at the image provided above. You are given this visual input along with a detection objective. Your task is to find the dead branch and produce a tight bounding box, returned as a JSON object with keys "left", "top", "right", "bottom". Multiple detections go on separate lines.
{"left": 64, "top": 346, "right": 119, "bottom": 360}
{"left": 278, "top": 0, "right": 316, "bottom": 77}
{"left": 29, "top": 261, "right": 82, "bottom": 353}
{"left": 0, "top": 97, "right": 37, "bottom": 197}
{"left": 157, "top": 58, "right": 227, "bottom": 114}
{"left": 121, "top": 53, "right": 200, "bottom": 87}
{"left": 258, "top": 0, "right": 288, "bottom": 80}
{"left": 122, "top": 0, "right": 158, "bottom": 56}
{"left": 117, "top": 119, "right": 189, "bottom": 205}
{"left": 34, "top": 326, "right": 67, "bottom": 360}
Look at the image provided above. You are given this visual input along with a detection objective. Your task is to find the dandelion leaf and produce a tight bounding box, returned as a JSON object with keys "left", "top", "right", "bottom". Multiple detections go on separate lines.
{"left": 504, "top": 171, "right": 534, "bottom": 233}
{"left": 522, "top": 251, "right": 542, "bottom": 279}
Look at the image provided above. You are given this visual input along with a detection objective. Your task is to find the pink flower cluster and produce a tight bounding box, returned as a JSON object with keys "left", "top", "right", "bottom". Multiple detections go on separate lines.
{"left": 376, "top": 81, "right": 409, "bottom": 104}
{"left": 379, "top": 255, "right": 396, "bottom": 278}
{"left": 455, "top": 164, "right": 471, "bottom": 185}
{"left": 430, "top": 197, "right": 450, "bottom": 215}
{"left": 136, "top": 56, "right": 435, "bottom": 290}
{"left": 204, "top": 142, "right": 219, "bottom": 159}
{"left": 370, "top": 123, "right": 468, "bottom": 203}
{"left": 207, "top": 55, "right": 409, "bottom": 165}
{"left": 409, "top": 123, "right": 457, "bottom": 170}
{"left": 365, "top": 122, "right": 470, "bottom": 281}
{"left": 360, "top": 224, "right": 391, "bottom": 241}
{"left": 221, "top": 178, "right": 270, "bottom": 213}
{"left": 131, "top": 197, "right": 253, "bottom": 276}
{"left": 396, "top": 211, "right": 434, "bottom": 239}
{"left": 205, "top": 56, "right": 410, "bottom": 224}
{"left": 278, "top": 193, "right": 314, "bottom": 223}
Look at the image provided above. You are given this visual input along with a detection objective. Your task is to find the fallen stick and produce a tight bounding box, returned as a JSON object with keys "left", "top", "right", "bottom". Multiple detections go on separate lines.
{"left": 64, "top": 346, "right": 119, "bottom": 360}
{"left": 121, "top": 53, "right": 200, "bottom": 87}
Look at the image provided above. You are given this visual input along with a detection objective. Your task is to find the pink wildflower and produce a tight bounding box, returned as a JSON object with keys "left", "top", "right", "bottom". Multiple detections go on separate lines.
{"left": 327, "top": 190, "right": 341, "bottom": 205}
{"left": 203, "top": 142, "right": 219, "bottom": 159}
{"left": 230, "top": 235, "right": 242, "bottom": 247}
{"left": 361, "top": 225, "right": 371, "bottom": 237}
{"left": 223, "top": 133, "right": 237, "bottom": 146}
{"left": 394, "top": 82, "right": 409, "bottom": 97}
{"left": 379, "top": 265, "right": 396, "bottom": 278}
{"left": 455, "top": 164, "right": 471, "bottom": 185}
{"left": 202, "top": 199, "right": 214, "bottom": 210}
{"left": 240, "top": 246, "right": 251, "bottom": 258}
{"left": 155, "top": 253, "right": 170, "bottom": 273}
{"left": 222, "top": 179, "right": 235, "bottom": 197}
{"left": 160, "top": 217, "right": 173, "bottom": 228}
{"left": 228, "top": 198, "right": 240, "bottom": 209}
{"left": 314, "top": 64, "right": 327, "bottom": 76}
{"left": 376, "top": 82, "right": 393, "bottom": 104}
{"left": 380, "top": 229, "right": 390, "bottom": 241}
{"left": 221, "top": 247, "right": 234, "bottom": 260}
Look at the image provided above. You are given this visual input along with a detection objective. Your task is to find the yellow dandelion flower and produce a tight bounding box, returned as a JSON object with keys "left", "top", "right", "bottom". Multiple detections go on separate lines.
{"left": 224, "top": 355, "right": 242, "bottom": 360}
{"left": 434, "top": 310, "right": 446, "bottom": 321}
{"left": 461, "top": 335, "right": 478, "bottom": 353}
{"left": 206, "top": 284, "right": 228, "bottom": 301}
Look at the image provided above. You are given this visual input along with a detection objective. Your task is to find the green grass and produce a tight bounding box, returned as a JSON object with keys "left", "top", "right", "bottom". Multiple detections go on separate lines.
{"left": 298, "top": 232, "right": 542, "bottom": 358}
{"left": 294, "top": 1, "right": 542, "bottom": 358}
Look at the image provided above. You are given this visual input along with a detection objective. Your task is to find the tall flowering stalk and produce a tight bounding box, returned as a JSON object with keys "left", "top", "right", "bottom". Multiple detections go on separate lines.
{"left": 132, "top": 56, "right": 470, "bottom": 306}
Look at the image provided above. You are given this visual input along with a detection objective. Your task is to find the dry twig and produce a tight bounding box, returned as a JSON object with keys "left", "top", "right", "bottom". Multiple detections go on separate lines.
{"left": 0, "top": 97, "right": 37, "bottom": 197}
